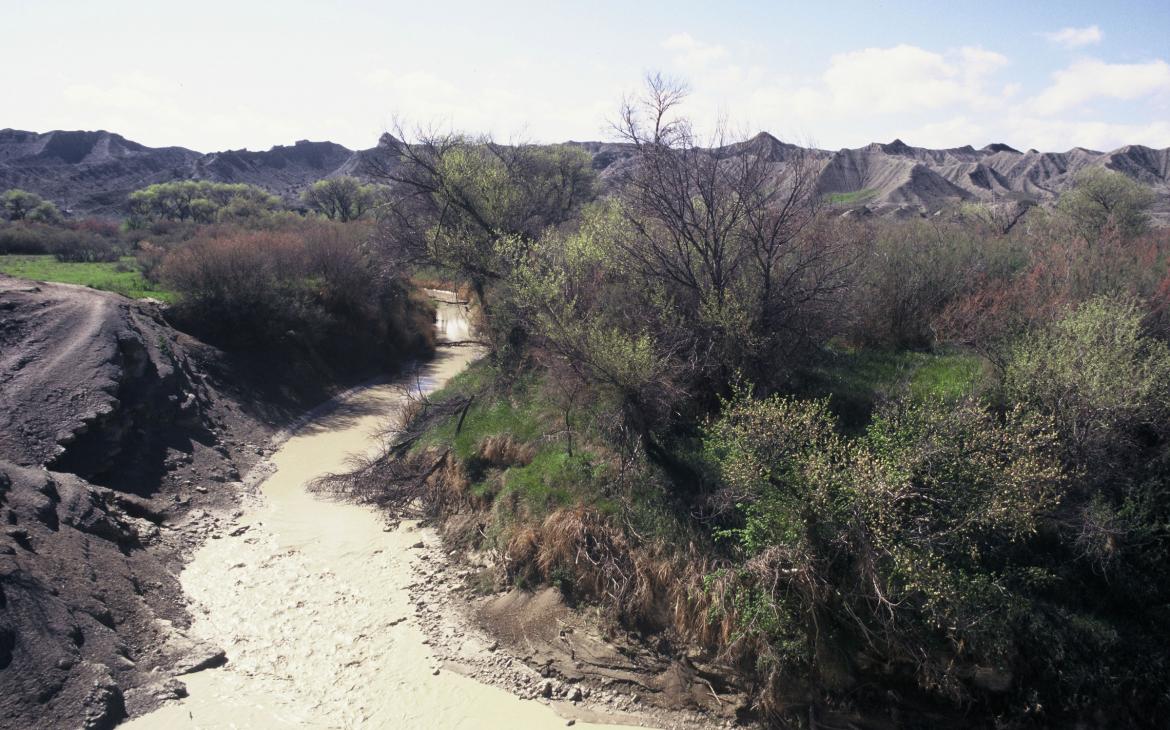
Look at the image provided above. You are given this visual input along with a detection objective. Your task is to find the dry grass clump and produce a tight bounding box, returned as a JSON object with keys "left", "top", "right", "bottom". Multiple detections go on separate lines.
{"left": 477, "top": 434, "right": 536, "bottom": 468}
{"left": 500, "top": 507, "right": 727, "bottom": 645}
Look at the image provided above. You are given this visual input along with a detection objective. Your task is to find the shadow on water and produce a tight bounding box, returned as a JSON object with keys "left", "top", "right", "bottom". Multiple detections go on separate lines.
{"left": 289, "top": 297, "right": 473, "bottom": 440}
{"left": 291, "top": 395, "right": 392, "bottom": 437}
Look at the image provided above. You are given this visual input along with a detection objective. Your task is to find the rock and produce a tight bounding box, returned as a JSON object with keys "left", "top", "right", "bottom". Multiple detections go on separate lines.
{"left": 411, "top": 541, "right": 425, "bottom": 549}
{"left": 540, "top": 680, "right": 554, "bottom": 698}
{"left": 568, "top": 687, "right": 583, "bottom": 702}
{"left": 172, "top": 643, "right": 227, "bottom": 675}
{"left": 123, "top": 678, "right": 188, "bottom": 716}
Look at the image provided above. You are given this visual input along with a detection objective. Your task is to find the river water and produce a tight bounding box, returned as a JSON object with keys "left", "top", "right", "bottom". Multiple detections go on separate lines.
{"left": 125, "top": 295, "right": 632, "bottom": 729}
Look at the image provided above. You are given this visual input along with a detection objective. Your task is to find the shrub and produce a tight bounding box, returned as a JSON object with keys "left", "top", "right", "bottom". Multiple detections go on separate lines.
{"left": 703, "top": 388, "right": 1064, "bottom": 709}
{"left": 845, "top": 218, "right": 1024, "bottom": 349}
{"left": 161, "top": 221, "right": 434, "bottom": 372}
{"left": 935, "top": 219, "right": 1170, "bottom": 365}
{"left": 1002, "top": 296, "right": 1170, "bottom": 477}
{"left": 0, "top": 220, "right": 65, "bottom": 254}
{"left": 48, "top": 232, "right": 120, "bottom": 262}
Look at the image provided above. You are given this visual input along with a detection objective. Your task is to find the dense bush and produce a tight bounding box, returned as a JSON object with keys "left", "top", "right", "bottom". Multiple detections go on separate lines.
{"left": 936, "top": 217, "right": 1170, "bottom": 365}
{"left": 703, "top": 390, "right": 1063, "bottom": 709}
{"left": 0, "top": 220, "right": 67, "bottom": 254}
{"left": 161, "top": 221, "right": 434, "bottom": 372}
{"left": 844, "top": 217, "right": 1025, "bottom": 349}
{"left": 0, "top": 218, "right": 123, "bottom": 261}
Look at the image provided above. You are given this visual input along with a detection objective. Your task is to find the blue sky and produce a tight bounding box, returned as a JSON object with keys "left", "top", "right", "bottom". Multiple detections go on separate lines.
{"left": 2, "top": 0, "right": 1168, "bottom": 152}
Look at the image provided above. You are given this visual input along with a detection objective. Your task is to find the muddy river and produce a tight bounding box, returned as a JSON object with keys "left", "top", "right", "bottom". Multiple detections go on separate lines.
{"left": 125, "top": 294, "right": 633, "bottom": 729}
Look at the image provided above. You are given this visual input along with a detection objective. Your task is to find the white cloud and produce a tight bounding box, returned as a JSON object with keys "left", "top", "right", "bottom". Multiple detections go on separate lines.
{"left": 903, "top": 115, "right": 991, "bottom": 148}
{"left": 658, "top": 38, "right": 1170, "bottom": 152}
{"left": 1031, "top": 58, "right": 1170, "bottom": 114}
{"left": 1004, "top": 117, "right": 1170, "bottom": 151}
{"left": 662, "top": 33, "right": 728, "bottom": 69}
{"left": 1042, "top": 25, "right": 1103, "bottom": 49}
{"left": 788, "top": 44, "right": 1010, "bottom": 116}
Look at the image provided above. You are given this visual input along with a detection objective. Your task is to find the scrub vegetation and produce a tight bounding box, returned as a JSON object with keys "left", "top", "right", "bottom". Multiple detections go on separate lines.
{"left": 5, "top": 74, "right": 1170, "bottom": 727}
{"left": 315, "top": 77, "right": 1170, "bottom": 727}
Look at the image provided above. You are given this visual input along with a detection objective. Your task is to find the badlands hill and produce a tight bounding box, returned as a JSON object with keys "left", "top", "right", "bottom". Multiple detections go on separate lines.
{"left": 2, "top": 128, "right": 1168, "bottom": 219}
{"left": 0, "top": 129, "right": 398, "bottom": 216}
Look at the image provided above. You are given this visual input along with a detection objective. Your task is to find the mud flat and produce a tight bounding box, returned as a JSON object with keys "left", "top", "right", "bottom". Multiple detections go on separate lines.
{"left": 124, "top": 299, "right": 646, "bottom": 729}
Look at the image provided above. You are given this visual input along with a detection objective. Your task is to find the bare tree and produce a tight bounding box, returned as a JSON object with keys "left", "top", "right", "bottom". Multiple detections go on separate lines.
{"left": 610, "top": 74, "right": 851, "bottom": 380}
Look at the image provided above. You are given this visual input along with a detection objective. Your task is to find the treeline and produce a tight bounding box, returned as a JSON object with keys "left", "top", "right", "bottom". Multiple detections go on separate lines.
{"left": 318, "top": 78, "right": 1170, "bottom": 727}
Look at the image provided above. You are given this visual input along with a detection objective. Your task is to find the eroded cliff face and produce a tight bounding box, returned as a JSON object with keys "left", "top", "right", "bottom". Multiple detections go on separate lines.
{"left": 0, "top": 275, "right": 267, "bottom": 729}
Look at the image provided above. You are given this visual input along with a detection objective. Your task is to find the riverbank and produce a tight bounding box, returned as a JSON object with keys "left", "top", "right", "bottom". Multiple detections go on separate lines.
{"left": 122, "top": 297, "right": 704, "bottom": 729}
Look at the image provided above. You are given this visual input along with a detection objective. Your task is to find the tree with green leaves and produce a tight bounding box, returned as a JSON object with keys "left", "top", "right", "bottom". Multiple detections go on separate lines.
{"left": 301, "top": 176, "right": 380, "bottom": 221}
{"left": 1057, "top": 167, "right": 1156, "bottom": 241}
{"left": 373, "top": 129, "right": 596, "bottom": 315}
{"left": 127, "top": 180, "right": 280, "bottom": 226}
{"left": 2, "top": 189, "right": 61, "bottom": 223}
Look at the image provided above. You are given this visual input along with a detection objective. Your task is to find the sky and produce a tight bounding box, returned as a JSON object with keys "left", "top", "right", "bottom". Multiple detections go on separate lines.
{"left": 2, "top": 0, "right": 1169, "bottom": 153}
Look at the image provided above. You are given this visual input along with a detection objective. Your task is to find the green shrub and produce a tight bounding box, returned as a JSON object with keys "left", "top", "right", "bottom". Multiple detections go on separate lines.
{"left": 1003, "top": 296, "right": 1170, "bottom": 477}
{"left": 704, "top": 388, "right": 1064, "bottom": 702}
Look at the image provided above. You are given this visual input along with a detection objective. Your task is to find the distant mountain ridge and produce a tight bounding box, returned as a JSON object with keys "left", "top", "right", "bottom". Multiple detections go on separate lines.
{"left": 0, "top": 129, "right": 401, "bottom": 215}
{"left": 2, "top": 128, "right": 1168, "bottom": 219}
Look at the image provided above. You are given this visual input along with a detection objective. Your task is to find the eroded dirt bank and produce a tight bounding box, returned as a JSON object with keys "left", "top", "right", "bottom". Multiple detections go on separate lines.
{"left": 0, "top": 275, "right": 274, "bottom": 729}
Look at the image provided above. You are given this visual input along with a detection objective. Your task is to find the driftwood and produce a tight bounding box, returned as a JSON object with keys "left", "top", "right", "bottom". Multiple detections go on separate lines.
{"left": 309, "top": 393, "right": 474, "bottom": 513}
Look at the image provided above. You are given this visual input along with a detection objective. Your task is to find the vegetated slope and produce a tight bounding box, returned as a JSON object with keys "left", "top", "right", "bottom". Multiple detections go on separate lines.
{"left": 4, "top": 127, "right": 1168, "bottom": 218}
{"left": 0, "top": 275, "right": 271, "bottom": 729}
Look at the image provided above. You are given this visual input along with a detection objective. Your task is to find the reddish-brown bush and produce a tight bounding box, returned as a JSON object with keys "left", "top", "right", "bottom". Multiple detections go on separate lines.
{"left": 161, "top": 221, "right": 434, "bottom": 372}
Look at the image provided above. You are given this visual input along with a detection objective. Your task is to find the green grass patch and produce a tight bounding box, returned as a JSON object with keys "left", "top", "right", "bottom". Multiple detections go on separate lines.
{"left": 420, "top": 361, "right": 616, "bottom": 519}
{"left": 0, "top": 255, "right": 177, "bottom": 302}
{"left": 825, "top": 188, "right": 878, "bottom": 206}
{"left": 794, "top": 346, "right": 988, "bottom": 430}
{"left": 907, "top": 352, "right": 986, "bottom": 402}
{"left": 421, "top": 369, "right": 544, "bottom": 461}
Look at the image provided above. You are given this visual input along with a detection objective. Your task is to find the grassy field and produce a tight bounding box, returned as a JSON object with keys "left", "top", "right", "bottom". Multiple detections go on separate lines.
{"left": 795, "top": 346, "right": 988, "bottom": 429}
{"left": 826, "top": 187, "right": 879, "bottom": 205}
{"left": 0, "top": 255, "right": 176, "bottom": 302}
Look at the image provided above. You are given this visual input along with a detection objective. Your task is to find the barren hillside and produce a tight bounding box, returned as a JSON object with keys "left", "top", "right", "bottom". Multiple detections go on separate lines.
{"left": 3, "top": 128, "right": 1169, "bottom": 219}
